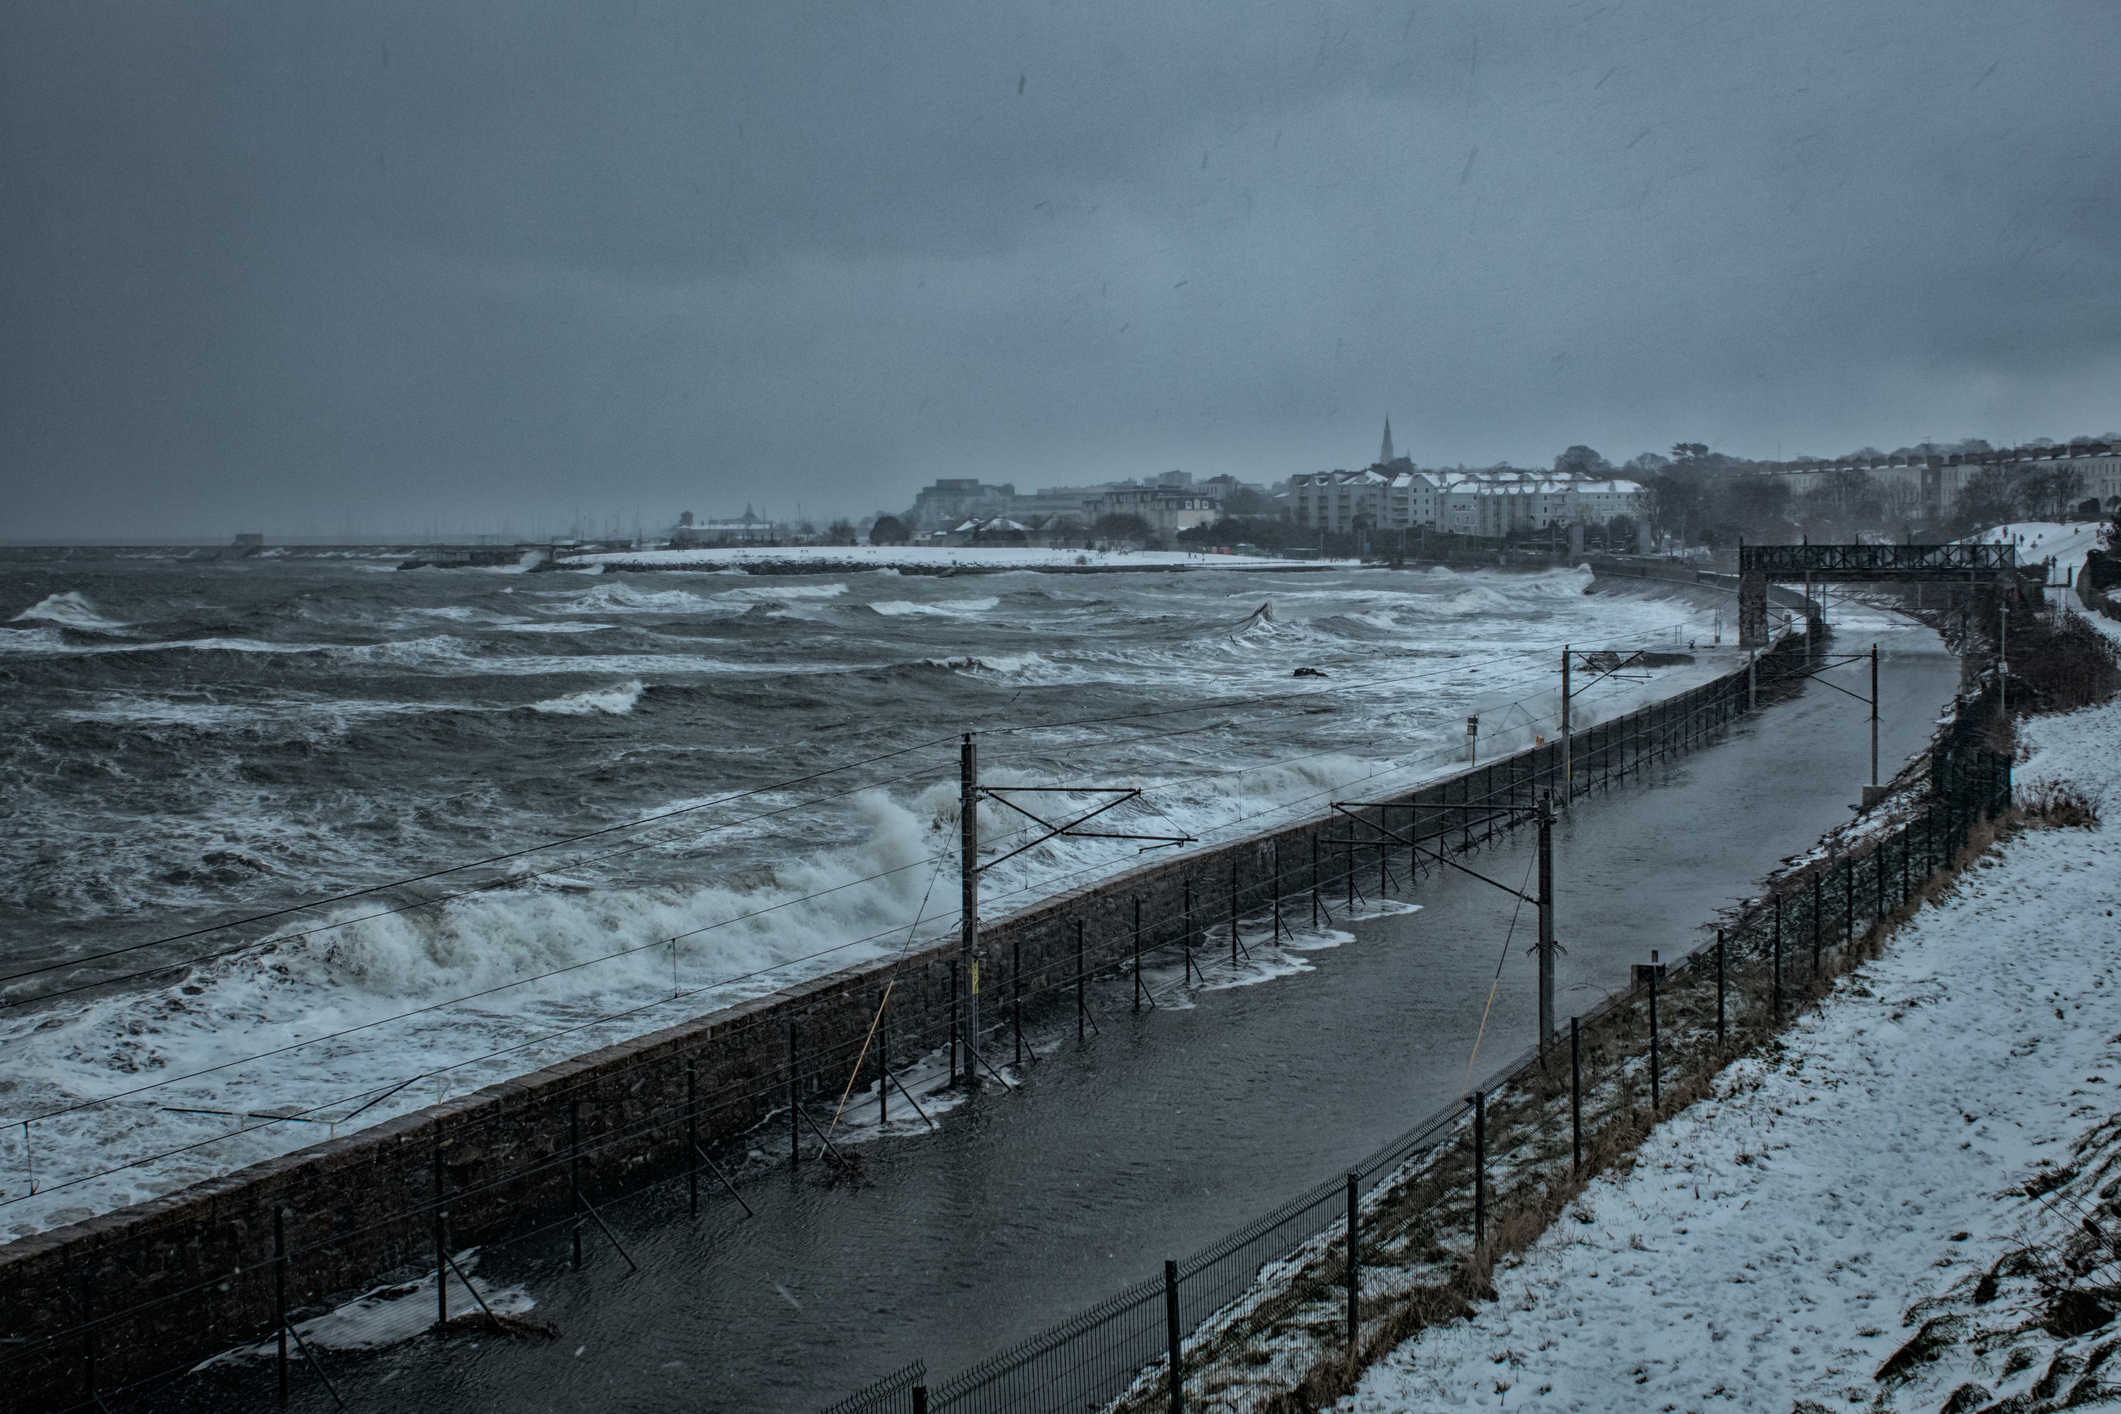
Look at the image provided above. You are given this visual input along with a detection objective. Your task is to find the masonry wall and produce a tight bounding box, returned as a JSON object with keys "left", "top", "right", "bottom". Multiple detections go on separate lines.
{"left": 0, "top": 632, "right": 1822, "bottom": 1412}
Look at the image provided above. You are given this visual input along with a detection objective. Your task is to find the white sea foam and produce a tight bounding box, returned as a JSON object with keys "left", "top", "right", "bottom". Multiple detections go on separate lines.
{"left": 869, "top": 597, "right": 1000, "bottom": 618}
{"left": 539, "top": 582, "right": 716, "bottom": 614}
{"left": 10, "top": 591, "right": 130, "bottom": 630}
{"left": 530, "top": 680, "right": 645, "bottom": 715}
{"left": 0, "top": 635, "right": 341, "bottom": 657}
{"left": 491, "top": 621, "right": 618, "bottom": 633}
{"left": 710, "top": 582, "right": 850, "bottom": 603}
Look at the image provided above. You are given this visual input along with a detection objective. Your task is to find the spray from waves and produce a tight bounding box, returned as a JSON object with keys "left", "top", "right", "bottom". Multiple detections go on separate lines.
{"left": 10, "top": 591, "right": 131, "bottom": 631}
{"left": 278, "top": 791, "right": 939, "bottom": 997}
{"left": 537, "top": 582, "right": 720, "bottom": 614}
{"left": 530, "top": 680, "right": 645, "bottom": 716}
{"left": 923, "top": 652, "right": 1053, "bottom": 676}
{"left": 869, "top": 597, "right": 1000, "bottom": 618}
{"left": 711, "top": 582, "right": 849, "bottom": 604}
{"left": 536, "top": 581, "right": 850, "bottom": 615}
{"left": 0, "top": 794, "right": 951, "bottom": 1231}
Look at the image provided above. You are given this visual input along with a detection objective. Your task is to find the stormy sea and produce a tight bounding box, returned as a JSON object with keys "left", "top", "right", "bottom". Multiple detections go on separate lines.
{"left": 0, "top": 552, "right": 1725, "bottom": 1236}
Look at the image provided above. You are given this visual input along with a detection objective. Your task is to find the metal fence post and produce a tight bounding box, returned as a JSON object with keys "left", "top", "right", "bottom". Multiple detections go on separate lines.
{"left": 1716, "top": 928, "right": 1726, "bottom": 1044}
{"left": 570, "top": 1103, "right": 583, "bottom": 1270}
{"left": 1346, "top": 1170, "right": 1360, "bottom": 1351}
{"left": 1773, "top": 895, "right": 1783, "bottom": 1019}
{"left": 434, "top": 1130, "right": 448, "bottom": 1327}
{"left": 1345, "top": 830, "right": 1355, "bottom": 914}
{"left": 1074, "top": 918, "right": 1085, "bottom": 1040}
{"left": 913, "top": 1387, "right": 928, "bottom": 1414}
{"left": 1133, "top": 897, "right": 1144, "bottom": 1012}
{"left": 1013, "top": 934, "right": 1023, "bottom": 1068}
{"left": 81, "top": 1256, "right": 97, "bottom": 1412}
{"left": 1165, "top": 1258, "right": 1183, "bottom": 1413}
{"left": 1473, "top": 1091, "right": 1487, "bottom": 1248}
{"left": 1812, "top": 872, "right": 1823, "bottom": 978}
{"left": 789, "top": 1020, "right": 801, "bottom": 1166}
{"left": 1183, "top": 876, "right": 1195, "bottom": 985}
{"left": 687, "top": 1056, "right": 699, "bottom": 1217}
{"left": 1273, "top": 841, "right": 1284, "bottom": 941}
{"left": 276, "top": 1207, "right": 288, "bottom": 1405}
{"left": 1570, "top": 1016, "right": 1581, "bottom": 1172}
{"left": 1649, "top": 966, "right": 1661, "bottom": 1113}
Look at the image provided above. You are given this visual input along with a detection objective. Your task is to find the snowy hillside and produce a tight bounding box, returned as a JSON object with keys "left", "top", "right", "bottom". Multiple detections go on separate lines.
{"left": 1340, "top": 694, "right": 2121, "bottom": 1412}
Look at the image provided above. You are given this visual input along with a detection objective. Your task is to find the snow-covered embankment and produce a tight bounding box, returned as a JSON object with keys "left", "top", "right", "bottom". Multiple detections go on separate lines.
{"left": 1342, "top": 693, "right": 2121, "bottom": 1412}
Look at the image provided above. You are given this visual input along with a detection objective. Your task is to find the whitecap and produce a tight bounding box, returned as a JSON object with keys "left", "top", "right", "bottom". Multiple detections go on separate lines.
{"left": 10, "top": 591, "right": 130, "bottom": 631}
{"left": 530, "top": 680, "right": 645, "bottom": 715}
{"left": 491, "top": 621, "right": 618, "bottom": 634}
{"left": 871, "top": 597, "right": 1000, "bottom": 617}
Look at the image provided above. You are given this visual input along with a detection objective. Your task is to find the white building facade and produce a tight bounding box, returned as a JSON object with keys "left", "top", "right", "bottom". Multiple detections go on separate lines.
{"left": 1760, "top": 441, "right": 2121, "bottom": 519}
{"left": 1289, "top": 466, "right": 1646, "bottom": 535}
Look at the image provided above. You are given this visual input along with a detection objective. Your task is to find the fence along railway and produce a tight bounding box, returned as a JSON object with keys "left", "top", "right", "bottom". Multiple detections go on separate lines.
{"left": 0, "top": 616, "right": 1912, "bottom": 1412}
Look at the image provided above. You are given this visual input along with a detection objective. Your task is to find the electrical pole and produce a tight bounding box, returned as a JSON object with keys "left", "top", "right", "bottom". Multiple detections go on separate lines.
{"left": 1559, "top": 646, "right": 1571, "bottom": 804}
{"left": 960, "top": 733, "right": 980, "bottom": 1088}
{"left": 1537, "top": 790, "right": 1556, "bottom": 1054}
{"left": 1869, "top": 644, "right": 1880, "bottom": 788}
{"left": 1999, "top": 603, "right": 2008, "bottom": 712}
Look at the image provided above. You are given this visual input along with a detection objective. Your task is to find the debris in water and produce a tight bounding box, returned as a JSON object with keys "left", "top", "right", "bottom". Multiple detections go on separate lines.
{"left": 821, "top": 1150, "right": 868, "bottom": 1189}
{"left": 437, "top": 1311, "right": 558, "bottom": 1341}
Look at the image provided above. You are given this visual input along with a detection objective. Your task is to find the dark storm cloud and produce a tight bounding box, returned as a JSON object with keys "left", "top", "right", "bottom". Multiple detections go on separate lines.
{"left": 4, "top": 0, "right": 2117, "bottom": 538}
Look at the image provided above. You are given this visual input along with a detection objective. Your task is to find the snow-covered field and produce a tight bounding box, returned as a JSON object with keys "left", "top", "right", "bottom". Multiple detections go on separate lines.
{"left": 553, "top": 544, "right": 1309, "bottom": 572}
{"left": 1339, "top": 694, "right": 2121, "bottom": 1412}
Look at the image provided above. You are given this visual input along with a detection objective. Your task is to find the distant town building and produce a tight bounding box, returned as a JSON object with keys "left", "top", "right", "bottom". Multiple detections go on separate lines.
{"left": 1289, "top": 467, "right": 1645, "bottom": 535}
{"left": 908, "top": 470, "right": 1245, "bottom": 536}
{"left": 232, "top": 532, "right": 265, "bottom": 548}
{"left": 1085, "top": 471, "right": 1223, "bottom": 534}
{"left": 910, "top": 479, "right": 1017, "bottom": 531}
{"left": 670, "top": 505, "right": 774, "bottom": 546}
{"left": 1759, "top": 441, "right": 2121, "bottom": 518}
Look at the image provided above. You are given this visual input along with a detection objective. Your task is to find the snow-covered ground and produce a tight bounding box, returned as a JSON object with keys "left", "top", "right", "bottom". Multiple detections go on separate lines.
{"left": 1966, "top": 521, "right": 2107, "bottom": 587}
{"left": 1339, "top": 693, "right": 2121, "bottom": 1413}
{"left": 552, "top": 544, "right": 1311, "bottom": 572}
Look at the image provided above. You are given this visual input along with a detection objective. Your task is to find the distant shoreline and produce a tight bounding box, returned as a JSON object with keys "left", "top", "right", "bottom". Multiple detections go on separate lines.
{"left": 537, "top": 545, "right": 1346, "bottom": 575}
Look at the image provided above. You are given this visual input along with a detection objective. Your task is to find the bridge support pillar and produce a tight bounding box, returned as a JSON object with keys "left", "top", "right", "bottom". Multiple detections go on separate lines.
{"left": 1738, "top": 571, "right": 1769, "bottom": 647}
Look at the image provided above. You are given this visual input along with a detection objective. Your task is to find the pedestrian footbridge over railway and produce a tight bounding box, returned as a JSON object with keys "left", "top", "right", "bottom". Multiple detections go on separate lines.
{"left": 1736, "top": 541, "right": 2019, "bottom": 646}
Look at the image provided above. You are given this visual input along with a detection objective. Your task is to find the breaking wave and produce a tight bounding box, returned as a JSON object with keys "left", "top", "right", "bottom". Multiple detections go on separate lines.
{"left": 11, "top": 591, "right": 131, "bottom": 631}
{"left": 530, "top": 680, "right": 645, "bottom": 715}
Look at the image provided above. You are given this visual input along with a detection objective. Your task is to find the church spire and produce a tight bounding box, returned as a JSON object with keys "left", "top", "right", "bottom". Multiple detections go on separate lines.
{"left": 1379, "top": 418, "right": 1395, "bottom": 466}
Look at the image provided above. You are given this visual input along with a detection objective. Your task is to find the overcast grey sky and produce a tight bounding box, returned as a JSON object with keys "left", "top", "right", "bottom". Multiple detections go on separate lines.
{"left": 4, "top": 0, "right": 2117, "bottom": 540}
